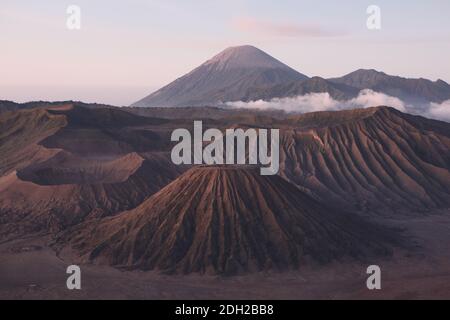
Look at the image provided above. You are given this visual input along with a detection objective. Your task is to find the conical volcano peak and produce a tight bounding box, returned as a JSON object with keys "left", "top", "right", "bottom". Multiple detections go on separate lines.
{"left": 58, "top": 165, "right": 395, "bottom": 275}
{"left": 131, "top": 45, "right": 308, "bottom": 107}
{"left": 204, "top": 45, "right": 294, "bottom": 71}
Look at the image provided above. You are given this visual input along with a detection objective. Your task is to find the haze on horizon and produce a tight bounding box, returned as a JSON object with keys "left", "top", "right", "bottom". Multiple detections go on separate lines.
{"left": 1, "top": 0, "right": 450, "bottom": 106}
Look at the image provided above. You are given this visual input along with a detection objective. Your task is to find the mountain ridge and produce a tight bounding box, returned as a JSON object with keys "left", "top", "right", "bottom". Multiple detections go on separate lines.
{"left": 329, "top": 69, "right": 450, "bottom": 103}
{"left": 132, "top": 46, "right": 450, "bottom": 108}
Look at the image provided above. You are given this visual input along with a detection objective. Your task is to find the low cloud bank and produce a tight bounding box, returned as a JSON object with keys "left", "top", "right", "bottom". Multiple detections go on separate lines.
{"left": 428, "top": 100, "right": 450, "bottom": 122}
{"left": 227, "top": 91, "right": 340, "bottom": 113}
{"left": 226, "top": 89, "right": 406, "bottom": 113}
{"left": 225, "top": 89, "right": 450, "bottom": 122}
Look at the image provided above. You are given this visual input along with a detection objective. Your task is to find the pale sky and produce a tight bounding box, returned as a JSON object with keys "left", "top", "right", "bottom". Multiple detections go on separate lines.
{"left": 1, "top": 0, "right": 449, "bottom": 106}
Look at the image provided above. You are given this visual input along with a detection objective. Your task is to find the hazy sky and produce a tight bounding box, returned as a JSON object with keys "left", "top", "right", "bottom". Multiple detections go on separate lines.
{"left": 1, "top": 0, "right": 449, "bottom": 106}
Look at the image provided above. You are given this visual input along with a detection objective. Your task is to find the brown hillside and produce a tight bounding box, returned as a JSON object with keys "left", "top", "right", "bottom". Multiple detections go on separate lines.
{"left": 0, "top": 106, "right": 184, "bottom": 241}
{"left": 279, "top": 107, "right": 450, "bottom": 214}
{"left": 57, "top": 166, "right": 396, "bottom": 275}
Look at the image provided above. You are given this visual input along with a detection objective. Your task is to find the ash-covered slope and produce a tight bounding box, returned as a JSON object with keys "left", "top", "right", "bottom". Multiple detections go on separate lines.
{"left": 2, "top": 103, "right": 448, "bottom": 247}
{"left": 0, "top": 105, "right": 184, "bottom": 240}
{"left": 58, "top": 166, "right": 395, "bottom": 275}
{"left": 279, "top": 107, "right": 450, "bottom": 214}
{"left": 132, "top": 45, "right": 307, "bottom": 108}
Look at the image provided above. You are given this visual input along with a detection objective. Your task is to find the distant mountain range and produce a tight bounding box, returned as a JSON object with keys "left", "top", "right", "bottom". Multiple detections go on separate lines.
{"left": 329, "top": 69, "right": 450, "bottom": 104}
{"left": 132, "top": 45, "right": 450, "bottom": 108}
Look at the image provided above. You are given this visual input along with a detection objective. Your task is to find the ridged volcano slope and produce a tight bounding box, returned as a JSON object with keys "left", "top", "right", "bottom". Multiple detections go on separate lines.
{"left": 58, "top": 166, "right": 396, "bottom": 275}
{"left": 279, "top": 107, "right": 450, "bottom": 214}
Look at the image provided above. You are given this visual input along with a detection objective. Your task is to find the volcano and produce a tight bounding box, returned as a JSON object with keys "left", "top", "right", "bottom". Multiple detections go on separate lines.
{"left": 0, "top": 105, "right": 184, "bottom": 240}
{"left": 58, "top": 166, "right": 395, "bottom": 275}
{"left": 131, "top": 46, "right": 450, "bottom": 112}
{"left": 132, "top": 45, "right": 308, "bottom": 108}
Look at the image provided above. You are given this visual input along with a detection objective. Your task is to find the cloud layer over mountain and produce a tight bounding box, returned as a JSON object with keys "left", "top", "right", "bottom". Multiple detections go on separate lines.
{"left": 226, "top": 89, "right": 450, "bottom": 122}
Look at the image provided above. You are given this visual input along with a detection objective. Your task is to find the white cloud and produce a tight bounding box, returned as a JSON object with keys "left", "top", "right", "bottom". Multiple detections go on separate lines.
{"left": 225, "top": 89, "right": 407, "bottom": 113}
{"left": 427, "top": 100, "right": 450, "bottom": 122}
{"left": 226, "top": 92, "right": 339, "bottom": 113}
{"left": 349, "top": 89, "right": 407, "bottom": 112}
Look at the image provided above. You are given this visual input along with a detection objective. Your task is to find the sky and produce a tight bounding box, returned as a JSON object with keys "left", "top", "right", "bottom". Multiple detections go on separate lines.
{"left": 1, "top": 0, "right": 449, "bottom": 106}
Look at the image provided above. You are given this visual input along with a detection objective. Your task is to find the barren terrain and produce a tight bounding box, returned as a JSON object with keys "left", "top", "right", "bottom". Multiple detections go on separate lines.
{"left": 0, "top": 103, "right": 449, "bottom": 299}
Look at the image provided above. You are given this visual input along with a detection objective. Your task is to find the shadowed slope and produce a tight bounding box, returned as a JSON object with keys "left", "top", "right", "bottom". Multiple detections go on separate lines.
{"left": 58, "top": 166, "right": 395, "bottom": 275}
{"left": 279, "top": 107, "right": 450, "bottom": 214}
{"left": 0, "top": 106, "right": 184, "bottom": 241}
{"left": 0, "top": 153, "right": 183, "bottom": 240}
{"left": 0, "top": 107, "right": 67, "bottom": 176}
